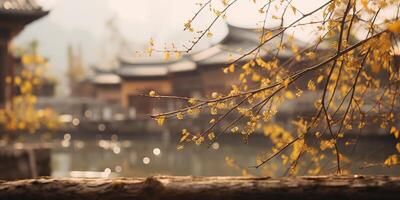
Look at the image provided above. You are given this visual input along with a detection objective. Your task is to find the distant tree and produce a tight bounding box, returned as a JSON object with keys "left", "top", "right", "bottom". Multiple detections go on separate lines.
{"left": 147, "top": 0, "right": 400, "bottom": 175}
{"left": 0, "top": 41, "right": 59, "bottom": 142}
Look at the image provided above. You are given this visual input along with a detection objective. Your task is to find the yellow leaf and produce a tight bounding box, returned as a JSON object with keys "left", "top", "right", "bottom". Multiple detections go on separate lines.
{"left": 396, "top": 143, "right": 400, "bottom": 153}
{"left": 21, "top": 55, "right": 33, "bottom": 65}
{"left": 179, "top": 133, "right": 189, "bottom": 143}
{"left": 282, "top": 79, "right": 290, "bottom": 88}
{"left": 384, "top": 155, "right": 398, "bottom": 166}
{"left": 155, "top": 116, "right": 166, "bottom": 126}
{"left": 361, "top": 0, "right": 368, "bottom": 9}
{"left": 207, "top": 31, "right": 213, "bottom": 38}
{"left": 251, "top": 73, "right": 261, "bottom": 82}
{"left": 291, "top": 44, "right": 299, "bottom": 53}
{"left": 387, "top": 20, "right": 400, "bottom": 34}
{"left": 284, "top": 91, "right": 295, "bottom": 99}
{"left": 195, "top": 136, "right": 204, "bottom": 145}
{"left": 175, "top": 51, "right": 182, "bottom": 59}
{"left": 320, "top": 139, "right": 335, "bottom": 151}
{"left": 148, "top": 38, "right": 154, "bottom": 46}
{"left": 14, "top": 76, "right": 21, "bottom": 85}
{"left": 184, "top": 20, "right": 193, "bottom": 32}
{"left": 242, "top": 63, "right": 250, "bottom": 70}
{"left": 176, "top": 112, "right": 184, "bottom": 120}
{"left": 317, "top": 75, "right": 324, "bottom": 83}
{"left": 260, "top": 31, "right": 272, "bottom": 43}
{"left": 147, "top": 38, "right": 155, "bottom": 56}
{"left": 147, "top": 47, "right": 153, "bottom": 56}
{"left": 327, "top": 2, "right": 335, "bottom": 13}
{"left": 390, "top": 126, "right": 399, "bottom": 139}
{"left": 305, "top": 52, "right": 316, "bottom": 60}
{"left": 208, "top": 132, "right": 215, "bottom": 141}
{"left": 295, "top": 88, "right": 303, "bottom": 97}
{"left": 211, "top": 107, "right": 218, "bottom": 115}
{"left": 307, "top": 80, "right": 316, "bottom": 91}
{"left": 231, "top": 126, "right": 239, "bottom": 133}
{"left": 188, "top": 99, "right": 197, "bottom": 106}
{"left": 228, "top": 64, "right": 235, "bottom": 73}
{"left": 164, "top": 52, "right": 171, "bottom": 61}
{"left": 225, "top": 156, "right": 235, "bottom": 167}
{"left": 180, "top": 129, "right": 190, "bottom": 142}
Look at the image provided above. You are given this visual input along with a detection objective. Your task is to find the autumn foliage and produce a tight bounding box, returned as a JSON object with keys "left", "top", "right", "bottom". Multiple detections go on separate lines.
{"left": 0, "top": 42, "right": 59, "bottom": 138}
{"left": 146, "top": 0, "right": 399, "bottom": 175}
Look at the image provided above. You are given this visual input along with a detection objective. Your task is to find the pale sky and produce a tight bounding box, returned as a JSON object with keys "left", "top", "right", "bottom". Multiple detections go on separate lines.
{"left": 31, "top": 0, "right": 329, "bottom": 44}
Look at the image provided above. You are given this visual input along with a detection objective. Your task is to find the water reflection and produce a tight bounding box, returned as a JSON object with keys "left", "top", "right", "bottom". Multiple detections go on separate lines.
{"left": 51, "top": 135, "right": 265, "bottom": 177}
{"left": 50, "top": 133, "right": 400, "bottom": 178}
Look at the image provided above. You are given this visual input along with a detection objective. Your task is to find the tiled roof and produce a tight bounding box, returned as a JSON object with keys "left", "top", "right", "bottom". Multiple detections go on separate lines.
{"left": 0, "top": 0, "right": 44, "bottom": 14}
{"left": 117, "top": 59, "right": 198, "bottom": 78}
{"left": 117, "top": 65, "right": 169, "bottom": 78}
{"left": 92, "top": 74, "right": 121, "bottom": 85}
{"left": 168, "top": 60, "right": 196, "bottom": 73}
{"left": 191, "top": 24, "right": 304, "bottom": 65}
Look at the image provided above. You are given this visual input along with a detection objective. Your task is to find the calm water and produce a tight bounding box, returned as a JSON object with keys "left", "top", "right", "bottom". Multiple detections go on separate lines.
{"left": 49, "top": 132, "right": 400, "bottom": 178}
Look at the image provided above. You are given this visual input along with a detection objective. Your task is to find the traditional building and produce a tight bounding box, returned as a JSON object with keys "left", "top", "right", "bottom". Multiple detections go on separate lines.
{"left": 0, "top": 0, "right": 48, "bottom": 107}
{"left": 92, "top": 67, "right": 121, "bottom": 104}
{"left": 115, "top": 57, "right": 200, "bottom": 116}
{"left": 75, "top": 24, "right": 305, "bottom": 118}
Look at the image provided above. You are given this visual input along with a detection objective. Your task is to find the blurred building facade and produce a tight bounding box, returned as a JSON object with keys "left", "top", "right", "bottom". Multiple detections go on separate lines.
{"left": 70, "top": 24, "right": 304, "bottom": 120}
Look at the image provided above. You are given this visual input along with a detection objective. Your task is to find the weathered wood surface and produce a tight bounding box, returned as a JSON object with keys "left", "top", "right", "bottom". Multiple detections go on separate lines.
{"left": 0, "top": 176, "right": 399, "bottom": 200}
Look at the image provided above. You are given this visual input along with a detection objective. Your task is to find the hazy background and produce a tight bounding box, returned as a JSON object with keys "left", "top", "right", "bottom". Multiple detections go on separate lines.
{"left": 13, "top": 0, "right": 327, "bottom": 96}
